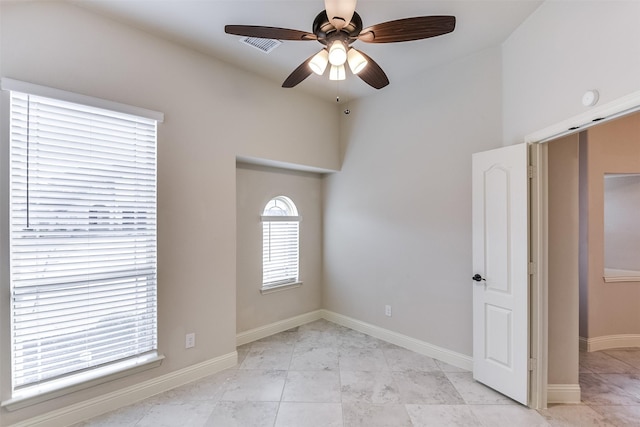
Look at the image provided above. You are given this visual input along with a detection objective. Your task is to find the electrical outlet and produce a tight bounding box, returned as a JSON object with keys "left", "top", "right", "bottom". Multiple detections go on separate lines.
{"left": 385, "top": 305, "right": 392, "bottom": 317}
{"left": 185, "top": 332, "right": 196, "bottom": 349}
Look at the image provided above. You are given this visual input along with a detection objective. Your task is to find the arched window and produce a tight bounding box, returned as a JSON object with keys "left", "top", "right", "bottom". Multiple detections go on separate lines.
{"left": 261, "top": 196, "right": 300, "bottom": 290}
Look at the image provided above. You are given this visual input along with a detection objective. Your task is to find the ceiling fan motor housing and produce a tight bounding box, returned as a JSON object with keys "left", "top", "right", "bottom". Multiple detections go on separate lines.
{"left": 313, "top": 10, "right": 363, "bottom": 42}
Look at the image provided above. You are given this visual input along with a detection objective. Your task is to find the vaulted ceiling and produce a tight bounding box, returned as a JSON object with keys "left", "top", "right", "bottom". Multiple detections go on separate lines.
{"left": 72, "top": 0, "right": 543, "bottom": 102}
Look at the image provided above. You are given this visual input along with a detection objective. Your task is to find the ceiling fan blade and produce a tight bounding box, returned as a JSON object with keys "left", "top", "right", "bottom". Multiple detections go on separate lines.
{"left": 358, "top": 16, "right": 455, "bottom": 43}
{"left": 225, "top": 25, "right": 317, "bottom": 41}
{"left": 355, "top": 51, "right": 389, "bottom": 89}
{"left": 282, "top": 54, "right": 316, "bottom": 88}
{"left": 325, "top": 0, "right": 357, "bottom": 31}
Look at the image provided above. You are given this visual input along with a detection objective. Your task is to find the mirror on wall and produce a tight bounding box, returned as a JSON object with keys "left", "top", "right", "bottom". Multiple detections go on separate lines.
{"left": 604, "top": 173, "right": 640, "bottom": 282}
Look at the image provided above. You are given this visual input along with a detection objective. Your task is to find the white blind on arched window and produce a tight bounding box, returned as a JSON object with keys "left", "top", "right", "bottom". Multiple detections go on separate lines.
{"left": 262, "top": 217, "right": 299, "bottom": 287}
{"left": 261, "top": 196, "right": 299, "bottom": 288}
{"left": 9, "top": 91, "right": 158, "bottom": 390}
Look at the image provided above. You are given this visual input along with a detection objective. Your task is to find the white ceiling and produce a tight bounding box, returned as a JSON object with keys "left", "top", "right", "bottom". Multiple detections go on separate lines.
{"left": 71, "top": 0, "right": 543, "bottom": 102}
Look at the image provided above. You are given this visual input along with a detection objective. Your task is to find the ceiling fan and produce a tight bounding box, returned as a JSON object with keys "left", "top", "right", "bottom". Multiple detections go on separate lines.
{"left": 225, "top": 0, "right": 456, "bottom": 90}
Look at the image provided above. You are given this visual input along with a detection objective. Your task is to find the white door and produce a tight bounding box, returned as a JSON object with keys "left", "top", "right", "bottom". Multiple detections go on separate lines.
{"left": 472, "top": 143, "right": 529, "bottom": 405}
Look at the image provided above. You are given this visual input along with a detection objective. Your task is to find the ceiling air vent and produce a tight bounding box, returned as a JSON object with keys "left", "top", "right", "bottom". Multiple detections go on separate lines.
{"left": 240, "top": 37, "right": 282, "bottom": 53}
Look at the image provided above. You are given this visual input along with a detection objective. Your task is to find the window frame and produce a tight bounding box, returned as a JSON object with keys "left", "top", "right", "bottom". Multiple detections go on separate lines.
{"left": 260, "top": 196, "right": 302, "bottom": 293}
{"left": 1, "top": 79, "right": 164, "bottom": 410}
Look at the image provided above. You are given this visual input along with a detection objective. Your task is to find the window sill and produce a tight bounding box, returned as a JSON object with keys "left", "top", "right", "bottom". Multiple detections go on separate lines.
{"left": 604, "top": 276, "right": 640, "bottom": 283}
{"left": 603, "top": 268, "right": 640, "bottom": 283}
{"left": 1, "top": 353, "right": 164, "bottom": 412}
{"left": 260, "top": 281, "right": 303, "bottom": 295}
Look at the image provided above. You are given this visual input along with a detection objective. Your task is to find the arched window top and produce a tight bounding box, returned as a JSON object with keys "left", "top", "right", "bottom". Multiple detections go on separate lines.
{"left": 263, "top": 196, "right": 298, "bottom": 217}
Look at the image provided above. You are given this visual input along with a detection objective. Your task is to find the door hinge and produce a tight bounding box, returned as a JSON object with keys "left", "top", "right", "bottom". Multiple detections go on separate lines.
{"left": 529, "top": 358, "right": 537, "bottom": 371}
{"left": 528, "top": 262, "right": 536, "bottom": 275}
{"left": 528, "top": 165, "right": 535, "bottom": 179}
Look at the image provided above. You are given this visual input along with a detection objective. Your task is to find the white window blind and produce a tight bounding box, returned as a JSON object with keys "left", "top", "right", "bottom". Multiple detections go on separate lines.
{"left": 9, "top": 91, "right": 158, "bottom": 391}
{"left": 262, "top": 196, "right": 300, "bottom": 288}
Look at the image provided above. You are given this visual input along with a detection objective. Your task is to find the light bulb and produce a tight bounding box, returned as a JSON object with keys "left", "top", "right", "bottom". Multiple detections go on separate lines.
{"left": 347, "top": 48, "right": 367, "bottom": 74}
{"left": 329, "top": 64, "right": 346, "bottom": 81}
{"left": 328, "top": 41, "right": 347, "bottom": 66}
{"left": 309, "top": 50, "right": 329, "bottom": 75}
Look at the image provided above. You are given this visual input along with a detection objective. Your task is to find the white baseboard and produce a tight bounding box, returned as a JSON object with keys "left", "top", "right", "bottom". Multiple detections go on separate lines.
{"left": 580, "top": 334, "right": 640, "bottom": 352}
{"left": 11, "top": 352, "right": 237, "bottom": 427}
{"left": 236, "top": 309, "right": 472, "bottom": 371}
{"left": 579, "top": 336, "right": 588, "bottom": 352}
{"left": 547, "top": 384, "right": 581, "bottom": 404}
{"left": 320, "top": 309, "right": 473, "bottom": 371}
{"left": 236, "top": 310, "right": 323, "bottom": 346}
{"left": 15, "top": 309, "right": 475, "bottom": 426}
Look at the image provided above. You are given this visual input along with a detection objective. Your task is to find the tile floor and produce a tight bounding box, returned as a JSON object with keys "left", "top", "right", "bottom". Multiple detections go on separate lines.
{"left": 74, "top": 320, "right": 640, "bottom": 426}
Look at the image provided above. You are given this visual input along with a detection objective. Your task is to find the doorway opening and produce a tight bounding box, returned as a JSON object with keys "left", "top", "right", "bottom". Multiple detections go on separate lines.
{"left": 532, "top": 97, "right": 640, "bottom": 408}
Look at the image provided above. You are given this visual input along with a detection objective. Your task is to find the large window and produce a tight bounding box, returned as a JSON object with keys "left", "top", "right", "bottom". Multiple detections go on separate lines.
{"left": 7, "top": 83, "right": 161, "bottom": 402}
{"left": 261, "top": 196, "right": 300, "bottom": 291}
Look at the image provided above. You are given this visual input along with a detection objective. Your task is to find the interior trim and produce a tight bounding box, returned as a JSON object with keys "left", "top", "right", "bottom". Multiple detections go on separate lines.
{"left": 603, "top": 268, "right": 640, "bottom": 283}
{"left": 320, "top": 309, "right": 473, "bottom": 371}
{"left": 236, "top": 309, "right": 473, "bottom": 370}
{"left": 580, "top": 334, "right": 640, "bottom": 352}
{"left": 13, "top": 308, "right": 502, "bottom": 426}
{"left": 547, "top": 384, "right": 581, "bottom": 404}
{"left": 259, "top": 281, "right": 303, "bottom": 295}
{"left": 236, "top": 156, "right": 339, "bottom": 174}
{"left": 603, "top": 275, "right": 640, "bottom": 283}
{"left": 524, "top": 90, "right": 640, "bottom": 144}
{"left": 2, "top": 354, "right": 164, "bottom": 412}
{"left": 579, "top": 336, "right": 589, "bottom": 352}
{"left": 10, "top": 352, "right": 237, "bottom": 427}
{"left": 529, "top": 142, "right": 548, "bottom": 410}
{"left": 0, "top": 78, "right": 165, "bottom": 123}
{"left": 236, "top": 310, "right": 323, "bottom": 346}
{"left": 525, "top": 90, "right": 640, "bottom": 410}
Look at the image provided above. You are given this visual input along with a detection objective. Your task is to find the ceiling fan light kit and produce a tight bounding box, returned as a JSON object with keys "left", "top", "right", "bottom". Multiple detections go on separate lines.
{"left": 329, "top": 64, "right": 346, "bottom": 81}
{"left": 328, "top": 40, "right": 348, "bottom": 65}
{"left": 224, "top": 0, "right": 456, "bottom": 90}
{"left": 309, "top": 49, "right": 329, "bottom": 75}
{"left": 347, "top": 48, "right": 367, "bottom": 74}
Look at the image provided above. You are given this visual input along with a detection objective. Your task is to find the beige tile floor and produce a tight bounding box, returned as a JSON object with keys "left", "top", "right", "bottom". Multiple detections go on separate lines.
{"left": 74, "top": 320, "right": 640, "bottom": 426}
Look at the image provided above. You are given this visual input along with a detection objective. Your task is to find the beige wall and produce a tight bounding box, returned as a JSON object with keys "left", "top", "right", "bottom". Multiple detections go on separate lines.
{"left": 0, "top": 2, "right": 338, "bottom": 424}
{"left": 580, "top": 113, "right": 640, "bottom": 340}
{"left": 323, "top": 48, "right": 503, "bottom": 356}
{"left": 502, "top": 0, "right": 640, "bottom": 145}
{"left": 547, "top": 134, "right": 580, "bottom": 385}
{"left": 236, "top": 164, "right": 323, "bottom": 332}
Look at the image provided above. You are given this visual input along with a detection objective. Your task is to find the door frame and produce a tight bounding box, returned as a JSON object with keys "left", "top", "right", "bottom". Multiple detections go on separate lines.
{"left": 529, "top": 142, "right": 547, "bottom": 409}
{"left": 525, "top": 90, "right": 640, "bottom": 409}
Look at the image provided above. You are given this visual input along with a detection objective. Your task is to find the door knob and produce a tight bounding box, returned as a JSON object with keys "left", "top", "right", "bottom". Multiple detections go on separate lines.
{"left": 472, "top": 274, "right": 486, "bottom": 282}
